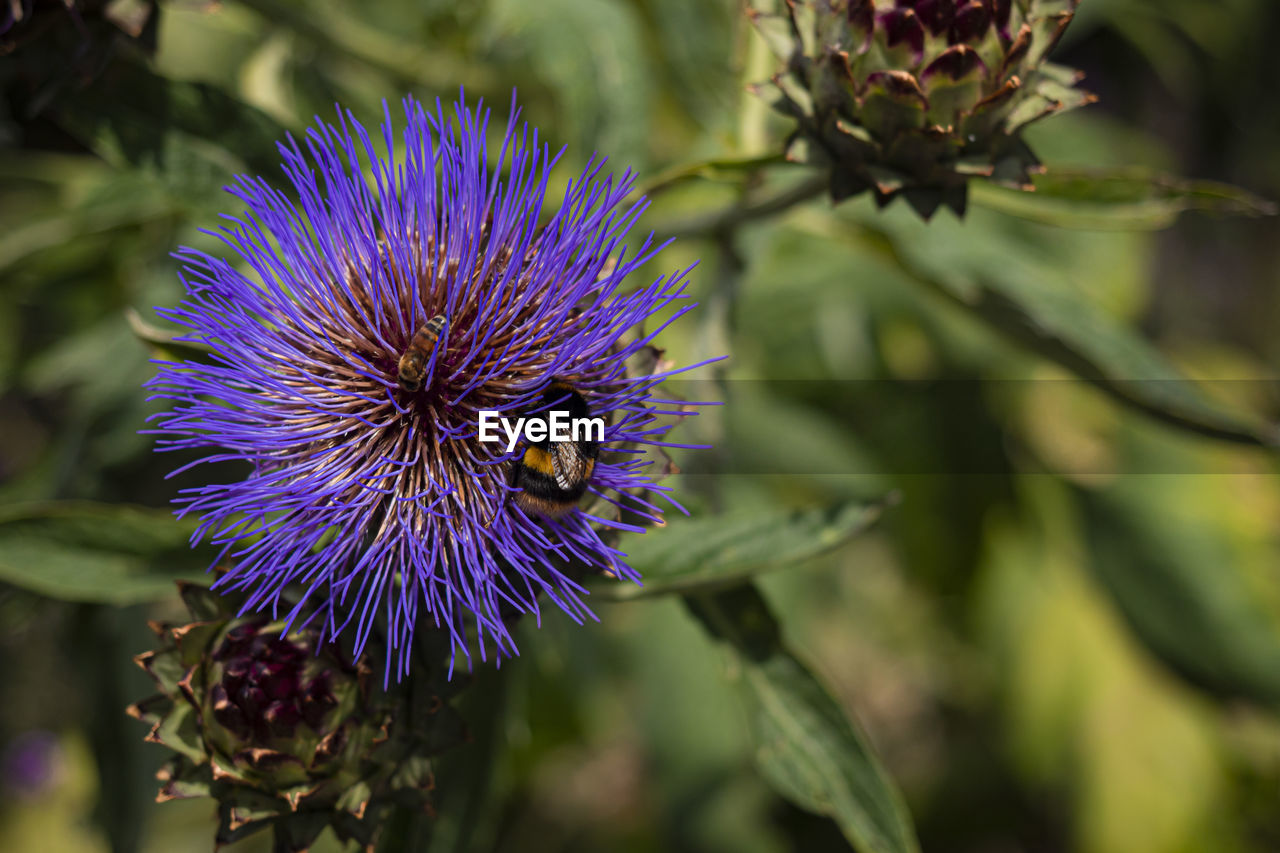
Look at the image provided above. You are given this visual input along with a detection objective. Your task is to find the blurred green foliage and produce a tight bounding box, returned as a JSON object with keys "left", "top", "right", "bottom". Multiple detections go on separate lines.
{"left": 2, "top": 1, "right": 1280, "bottom": 852}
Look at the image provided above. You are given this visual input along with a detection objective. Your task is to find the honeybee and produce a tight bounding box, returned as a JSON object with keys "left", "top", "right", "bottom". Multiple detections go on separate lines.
{"left": 397, "top": 315, "right": 446, "bottom": 392}
{"left": 512, "top": 381, "right": 600, "bottom": 518}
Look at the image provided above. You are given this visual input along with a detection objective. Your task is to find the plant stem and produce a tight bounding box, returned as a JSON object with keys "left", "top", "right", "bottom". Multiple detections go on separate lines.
{"left": 736, "top": 10, "right": 777, "bottom": 157}
{"left": 655, "top": 171, "right": 828, "bottom": 240}
{"left": 635, "top": 152, "right": 787, "bottom": 198}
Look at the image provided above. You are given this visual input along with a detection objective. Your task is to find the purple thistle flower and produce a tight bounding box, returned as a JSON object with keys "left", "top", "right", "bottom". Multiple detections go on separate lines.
{"left": 147, "top": 94, "right": 715, "bottom": 682}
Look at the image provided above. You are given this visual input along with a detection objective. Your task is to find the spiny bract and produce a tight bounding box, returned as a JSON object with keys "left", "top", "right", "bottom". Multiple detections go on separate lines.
{"left": 129, "top": 583, "right": 466, "bottom": 852}
{"left": 750, "top": 0, "right": 1095, "bottom": 218}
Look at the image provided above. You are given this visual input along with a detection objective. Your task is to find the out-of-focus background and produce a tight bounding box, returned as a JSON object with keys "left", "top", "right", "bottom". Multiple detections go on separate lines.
{"left": 3, "top": 1, "right": 1280, "bottom": 851}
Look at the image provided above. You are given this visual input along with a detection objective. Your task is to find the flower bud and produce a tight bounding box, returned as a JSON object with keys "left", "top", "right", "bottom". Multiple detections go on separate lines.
{"left": 129, "top": 583, "right": 466, "bottom": 851}
{"left": 750, "top": 0, "right": 1095, "bottom": 218}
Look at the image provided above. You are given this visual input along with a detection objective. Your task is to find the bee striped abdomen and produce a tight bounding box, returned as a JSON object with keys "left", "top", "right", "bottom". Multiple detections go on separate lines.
{"left": 511, "top": 381, "right": 600, "bottom": 518}
{"left": 522, "top": 446, "right": 558, "bottom": 478}
{"left": 397, "top": 315, "right": 446, "bottom": 392}
{"left": 513, "top": 447, "right": 594, "bottom": 518}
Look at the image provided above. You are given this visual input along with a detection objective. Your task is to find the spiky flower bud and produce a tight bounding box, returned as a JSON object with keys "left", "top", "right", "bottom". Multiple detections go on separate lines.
{"left": 129, "top": 583, "right": 465, "bottom": 852}
{"left": 749, "top": 0, "right": 1096, "bottom": 218}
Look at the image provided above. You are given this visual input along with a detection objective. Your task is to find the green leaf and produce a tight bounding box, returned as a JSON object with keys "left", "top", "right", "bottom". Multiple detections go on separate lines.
{"left": 486, "top": 0, "right": 655, "bottom": 168}
{"left": 970, "top": 167, "right": 1277, "bottom": 230}
{"left": 49, "top": 54, "right": 291, "bottom": 201}
{"left": 815, "top": 211, "right": 1279, "bottom": 448}
{"left": 151, "top": 699, "right": 207, "bottom": 764}
{"left": 687, "top": 585, "right": 920, "bottom": 853}
{"left": 237, "top": 0, "right": 500, "bottom": 97}
{"left": 1080, "top": 484, "right": 1280, "bottom": 707}
{"left": 0, "top": 171, "right": 173, "bottom": 272}
{"left": 126, "top": 308, "right": 219, "bottom": 364}
{"left": 642, "top": 0, "right": 738, "bottom": 122}
{"left": 0, "top": 502, "right": 208, "bottom": 604}
{"left": 595, "top": 497, "right": 892, "bottom": 601}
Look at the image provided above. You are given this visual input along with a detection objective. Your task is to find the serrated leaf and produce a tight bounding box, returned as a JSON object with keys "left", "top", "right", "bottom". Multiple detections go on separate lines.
{"left": 160, "top": 758, "right": 214, "bottom": 801}
{"left": 595, "top": 497, "right": 891, "bottom": 601}
{"left": 970, "top": 166, "right": 1278, "bottom": 230}
{"left": 0, "top": 502, "right": 209, "bottom": 604}
{"left": 173, "top": 622, "right": 224, "bottom": 668}
{"left": 216, "top": 789, "right": 287, "bottom": 847}
{"left": 153, "top": 701, "right": 206, "bottom": 764}
{"left": 336, "top": 780, "right": 373, "bottom": 818}
{"left": 687, "top": 585, "right": 920, "bottom": 853}
{"left": 390, "top": 754, "right": 435, "bottom": 791}
{"left": 748, "top": 7, "right": 797, "bottom": 61}
{"left": 140, "top": 648, "right": 188, "bottom": 696}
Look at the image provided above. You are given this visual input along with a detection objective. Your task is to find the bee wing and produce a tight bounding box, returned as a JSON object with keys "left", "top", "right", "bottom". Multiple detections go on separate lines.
{"left": 550, "top": 442, "right": 592, "bottom": 492}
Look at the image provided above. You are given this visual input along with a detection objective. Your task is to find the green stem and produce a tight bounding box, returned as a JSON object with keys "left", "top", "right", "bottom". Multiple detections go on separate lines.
{"left": 75, "top": 604, "right": 149, "bottom": 853}
{"left": 689, "top": 227, "right": 748, "bottom": 513}
{"left": 736, "top": 10, "right": 777, "bottom": 157}
{"left": 402, "top": 664, "right": 508, "bottom": 853}
{"left": 636, "top": 152, "right": 787, "bottom": 198}
{"left": 707, "top": 235, "right": 745, "bottom": 386}
{"left": 655, "top": 171, "right": 828, "bottom": 240}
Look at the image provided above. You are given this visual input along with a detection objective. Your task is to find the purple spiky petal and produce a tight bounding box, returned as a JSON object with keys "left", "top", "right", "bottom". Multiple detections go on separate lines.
{"left": 147, "top": 93, "right": 716, "bottom": 682}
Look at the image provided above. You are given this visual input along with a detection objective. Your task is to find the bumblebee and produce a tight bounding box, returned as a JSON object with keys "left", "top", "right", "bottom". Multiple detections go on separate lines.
{"left": 512, "top": 380, "right": 600, "bottom": 518}
{"left": 397, "top": 315, "right": 446, "bottom": 392}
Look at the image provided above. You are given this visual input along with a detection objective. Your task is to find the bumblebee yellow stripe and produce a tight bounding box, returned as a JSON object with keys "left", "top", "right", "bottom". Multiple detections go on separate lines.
{"left": 522, "top": 446, "right": 556, "bottom": 476}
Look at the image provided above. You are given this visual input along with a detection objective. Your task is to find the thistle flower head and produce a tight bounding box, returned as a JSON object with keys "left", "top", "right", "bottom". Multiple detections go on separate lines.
{"left": 750, "top": 0, "right": 1095, "bottom": 218}
{"left": 148, "top": 94, "right": 710, "bottom": 681}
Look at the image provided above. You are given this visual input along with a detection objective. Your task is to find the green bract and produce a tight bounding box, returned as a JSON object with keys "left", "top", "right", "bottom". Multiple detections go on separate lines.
{"left": 128, "top": 583, "right": 465, "bottom": 852}
{"left": 750, "top": 0, "right": 1095, "bottom": 218}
